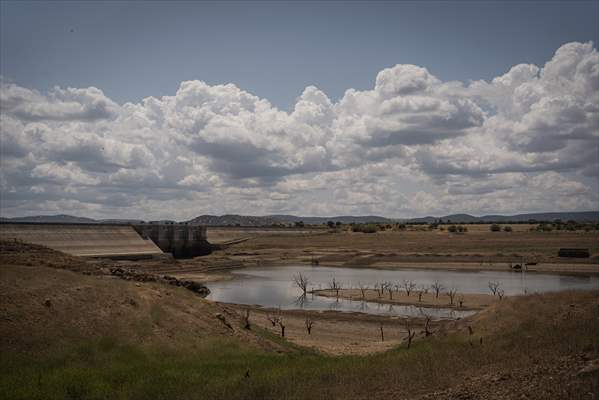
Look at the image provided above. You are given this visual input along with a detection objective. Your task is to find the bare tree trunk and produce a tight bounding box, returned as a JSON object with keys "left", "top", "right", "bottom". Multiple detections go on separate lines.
{"left": 279, "top": 319, "right": 286, "bottom": 337}
{"left": 424, "top": 316, "right": 433, "bottom": 336}
{"left": 243, "top": 309, "right": 251, "bottom": 330}
{"left": 404, "top": 320, "right": 416, "bottom": 349}
{"left": 379, "top": 323, "right": 384, "bottom": 342}
{"left": 305, "top": 317, "right": 314, "bottom": 334}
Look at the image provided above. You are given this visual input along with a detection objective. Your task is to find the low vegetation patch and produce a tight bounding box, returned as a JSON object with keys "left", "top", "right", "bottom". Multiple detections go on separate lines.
{"left": 1, "top": 291, "right": 597, "bottom": 400}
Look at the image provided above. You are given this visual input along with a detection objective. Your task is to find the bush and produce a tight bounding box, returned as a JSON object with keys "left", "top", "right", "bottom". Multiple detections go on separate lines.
{"left": 490, "top": 224, "right": 501, "bottom": 232}
{"left": 536, "top": 223, "right": 553, "bottom": 232}
{"left": 352, "top": 224, "right": 378, "bottom": 233}
{"left": 503, "top": 226, "right": 513, "bottom": 232}
{"left": 448, "top": 225, "right": 457, "bottom": 233}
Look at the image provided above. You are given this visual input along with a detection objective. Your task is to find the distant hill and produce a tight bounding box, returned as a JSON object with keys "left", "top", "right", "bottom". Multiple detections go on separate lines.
{"left": 2, "top": 211, "right": 597, "bottom": 226}
{"left": 405, "top": 211, "right": 599, "bottom": 224}
{"left": 98, "top": 219, "right": 145, "bottom": 224}
{"left": 186, "top": 214, "right": 284, "bottom": 226}
{"left": 268, "top": 215, "right": 392, "bottom": 225}
{"left": 0, "top": 214, "right": 98, "bottom": 224}
{"left": 185, "top": 214, "right": 393, "bottom": 226}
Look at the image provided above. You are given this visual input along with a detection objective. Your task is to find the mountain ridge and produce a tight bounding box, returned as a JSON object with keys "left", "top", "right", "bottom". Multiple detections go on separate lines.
{"left": 2, "top": 211, "right": 598, "bottom": 226}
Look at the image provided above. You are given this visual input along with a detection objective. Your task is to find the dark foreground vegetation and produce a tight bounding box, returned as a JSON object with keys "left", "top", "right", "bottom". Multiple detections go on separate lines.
{"left": 1, "top": 290, "right": 598, "bottom": 400}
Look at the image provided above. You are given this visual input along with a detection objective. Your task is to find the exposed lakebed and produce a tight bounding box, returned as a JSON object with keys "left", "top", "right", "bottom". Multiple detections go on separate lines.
{"left": 206, "top": 265, "right": 599, "bottom": 319}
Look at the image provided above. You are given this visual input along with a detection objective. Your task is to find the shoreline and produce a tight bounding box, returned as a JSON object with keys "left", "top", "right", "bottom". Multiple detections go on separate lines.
{"left": 181, "top": 257, "right": 599, "bottom": 277}
{"left": 312, "top": 288, "right": 496, "bottom": 311}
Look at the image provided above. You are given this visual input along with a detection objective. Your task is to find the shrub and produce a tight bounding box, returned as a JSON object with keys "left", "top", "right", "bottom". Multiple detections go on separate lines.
{"left": 490, "top": 224, "right": 501, "bottom": 232}
{"left": 448, "top": 225, "right": 457, "bottom": 233}
{"left": 352, "top": 224, "right": 378, "bottom": 233}
{"left": 503, "top": 226, "right": 513, "bottom": 232}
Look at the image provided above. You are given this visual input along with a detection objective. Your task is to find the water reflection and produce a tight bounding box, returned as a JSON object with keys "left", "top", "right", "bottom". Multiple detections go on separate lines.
{"left": 206, "top": 265, "right": 599, "bottom": 319}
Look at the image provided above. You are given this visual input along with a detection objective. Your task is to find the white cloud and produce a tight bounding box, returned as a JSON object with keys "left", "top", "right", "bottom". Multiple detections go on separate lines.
{"left": 1, "top": 42, "right": 598, "bottom": 219}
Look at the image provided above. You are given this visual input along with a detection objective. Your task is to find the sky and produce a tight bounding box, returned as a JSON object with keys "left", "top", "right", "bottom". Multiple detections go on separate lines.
{"left": 1, "top": 1, "right": 598, "bottom": 220}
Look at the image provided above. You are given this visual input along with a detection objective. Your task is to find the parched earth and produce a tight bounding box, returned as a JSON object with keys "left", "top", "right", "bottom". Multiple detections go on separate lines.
{"left": 1, "top": 239, "right": 598, "bottom": 399}
{"left": 415, "top": 353, "right": 599, "bottom": 400}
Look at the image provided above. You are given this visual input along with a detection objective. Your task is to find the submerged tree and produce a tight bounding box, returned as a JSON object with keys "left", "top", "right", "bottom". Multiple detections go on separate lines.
{"left": 402, "top": 279, "right": 417, "bottom": 296}
{"left": 446, "top": 288, "right": 457, "bottom": 306}
{"left": 431, "top": 280, "right": 445, "bottom": 298}
{"left": 328, "top": 278, "right": 342, "bottom": 298}
{"left": 358, "top": 282, "right": 368, "bottom": 300}
{"left": 293, "top": 273, "right": 310, "bottom": 294}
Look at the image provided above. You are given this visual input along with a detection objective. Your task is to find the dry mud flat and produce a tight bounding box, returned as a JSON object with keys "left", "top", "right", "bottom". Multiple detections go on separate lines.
{"left": 201, "top": 227, "right": 599, "bottom": 274}
{"left": 227, "top": 305, "right": 445, "bottom": 355}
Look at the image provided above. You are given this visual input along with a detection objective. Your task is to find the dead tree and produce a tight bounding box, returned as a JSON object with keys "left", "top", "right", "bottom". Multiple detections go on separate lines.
{"left": 358, "top": 282, "right": 368, "bottom": 299}
{"left": 416, "top": 285, "right": 428, "bottom": 302}
{"left": 404, "top": 319, "right": 416, "bottom": 349}
{"left": 431, "top": 280, "right": 445, "bottom": 299}
{"left": 458, "top": 295, "right": 464, "bottom": 308}
{"left": 328, "top": 278, "right": 341, "bottom": 298}
{"left": 402, "top": 279, "right": 417, "bottom": 297}
{"left": 243, "top": 309, "right": 251, "bottom": 330}
{"left": 386, "top": 282, "right": 394, "bottom": 300}
{"left": 278, "top": 318, "right": 286, "bottom": 337}
{"left": 488, "top": 281, "right": 501, "bottom": 296}
{"left": 266, "top": 313, "right": 279, "bottom": 327}
{"left": 394, "top": 283, "right": 402, "bottom": 297}
{"left": 374, "top": 283, "right": 382, "bottom": 297}
{"left": 498, "top": 289, "right": 505, "bottom": 300}
{"left": 424, "top": 315, "right": 433, "bottom": 336}
{"left": 446, "top": 288, "right": 457, "bottom": 306}
{"left": 293, "top": 273, "right": 310, "bottom": 294}
{"left": 267, "top": 308, "right": 282, "bottom": 327}
{"left": 305, "top": 317, "right": 314, "bottom": 334}
{"left": 419, "top": 309, "right": 433, "bottom": 336}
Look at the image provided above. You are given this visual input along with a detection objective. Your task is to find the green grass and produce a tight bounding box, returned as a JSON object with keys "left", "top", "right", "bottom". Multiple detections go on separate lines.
{"left": 2, "top": 292, "right": 598, "bottom": 400}
{"left": 0, "top": 336, "right": 468, "bottom": 400}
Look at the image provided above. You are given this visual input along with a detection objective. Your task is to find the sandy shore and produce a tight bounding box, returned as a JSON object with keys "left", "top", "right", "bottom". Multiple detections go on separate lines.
{"left": 227, "top": 305, "right": 441, "bottom": 355}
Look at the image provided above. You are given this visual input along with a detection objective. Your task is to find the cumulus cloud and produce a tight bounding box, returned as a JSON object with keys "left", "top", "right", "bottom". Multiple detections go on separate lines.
{"left": 0, "top": 42, "right": 598, "bottom": 219}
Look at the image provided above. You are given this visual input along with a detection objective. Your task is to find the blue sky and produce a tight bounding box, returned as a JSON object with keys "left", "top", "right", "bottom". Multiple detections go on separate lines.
{"left": 2, "top": 1, "right": 598, "bottom": 110}
{"left": 0, "top": 1, "right": 598, "bottom": 219}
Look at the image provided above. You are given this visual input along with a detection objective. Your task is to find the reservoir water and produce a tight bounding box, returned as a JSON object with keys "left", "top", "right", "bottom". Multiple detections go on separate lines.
{"left": 206, "top": 265, "right": 599, "bottom": 319}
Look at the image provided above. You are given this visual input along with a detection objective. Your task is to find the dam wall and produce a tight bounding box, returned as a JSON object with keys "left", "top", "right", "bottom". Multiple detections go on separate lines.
{"left": 132, "top": 223, "right": 210, "bottom": 258}
{"left": 0, "top": 223, "right": 163, "bottom": 258}
{"left": 0, "top": 222, "right": 210, "bottom": 259}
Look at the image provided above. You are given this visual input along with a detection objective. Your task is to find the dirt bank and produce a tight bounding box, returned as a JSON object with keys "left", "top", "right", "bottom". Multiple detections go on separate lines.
{"left": 197, "top": 228, "right": 599, "bottom": 275}
{"left": 0, "top": 240, "right": 283, "bottom": 353}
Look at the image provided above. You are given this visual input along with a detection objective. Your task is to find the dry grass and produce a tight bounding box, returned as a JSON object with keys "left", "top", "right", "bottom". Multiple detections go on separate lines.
{"left": 2, "top": 240, "right": 598, "bottom": 399}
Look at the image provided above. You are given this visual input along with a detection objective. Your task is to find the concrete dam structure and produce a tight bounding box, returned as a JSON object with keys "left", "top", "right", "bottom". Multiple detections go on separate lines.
{"left": 133, "top": 223, "right": 210, "bottom": 258}
{"left": 0, "top": 222, "right": 210, "bottom": 259}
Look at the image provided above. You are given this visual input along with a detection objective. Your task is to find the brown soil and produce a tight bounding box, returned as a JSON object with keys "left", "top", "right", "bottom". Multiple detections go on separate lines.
{"left": 0, "top": 240, "right": 284, "bottom": 354}
{"left": 2, "top": 239, "right": 598, "bottom": 399}
{"left": 227, "top": 305, "right": 438, "bottom": 355}
{"left": 198, "top": 228, "right": 599, "bottom": 275}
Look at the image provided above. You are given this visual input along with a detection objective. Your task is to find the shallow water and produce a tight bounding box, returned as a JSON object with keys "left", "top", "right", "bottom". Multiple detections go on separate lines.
{"left": 206, "top": 265, "right": 599, "bottom": 319}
